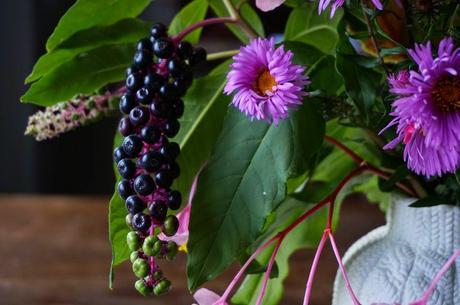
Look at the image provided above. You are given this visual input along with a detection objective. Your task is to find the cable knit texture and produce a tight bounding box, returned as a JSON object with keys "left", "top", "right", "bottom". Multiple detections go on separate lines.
{"left": 332, "top": 196, "right": 460, "bottom": 305}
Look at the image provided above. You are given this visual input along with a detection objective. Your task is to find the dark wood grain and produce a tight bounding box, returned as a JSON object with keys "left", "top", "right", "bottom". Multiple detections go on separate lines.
{"left": 0, "top": 194, "right": 385, "bottom": 305}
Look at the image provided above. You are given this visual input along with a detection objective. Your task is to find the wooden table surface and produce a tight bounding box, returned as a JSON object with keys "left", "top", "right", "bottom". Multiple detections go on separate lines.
{"left": 0, "top": 195, "right": 385, "bottom": 305}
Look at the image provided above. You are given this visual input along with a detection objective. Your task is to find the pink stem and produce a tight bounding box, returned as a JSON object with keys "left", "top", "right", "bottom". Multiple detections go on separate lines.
{"left": 255, "top": 238, "right": 284, "bottom": 305}
{"left": 328, "top": 231, "right": 361, "bottom": 305}
{"left": 173, "top": 17, "right": 237, "bottom": 42}
{"left": 302, "top": 231, "right": 329, "bottom": 305}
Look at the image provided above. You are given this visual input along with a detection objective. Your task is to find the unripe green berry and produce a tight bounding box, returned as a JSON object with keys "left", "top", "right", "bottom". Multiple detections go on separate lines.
{"left": 130, "top": 251, "right": 139, "bottom": 263}
{"left": 135, "top": 279, "right": 152, "bottom": 296}
{"left": 132, "top": 258, "right": 150, "bottom": 278}
{"left": 153, "top": 240, "right": 163, "bottom": 256}
{"left": 166, "top": 241, "right": 178, "bottom": 261}
{"left": 127, "top": 231, "right": 141, "bottom": 251}
{"left": 126, "top": 214, "right": 133, "bottom": 227}
{"left": 163, "top": 215, "right": 179, "bottom": 237}
{"left": 153, "top": 279, "right": 171, "bottom": 296}
{"left": 142, "top": 235, "right": 159, "bottom": 256}
{"left": 153, "top": 270, "right": 163, "bottom": 280}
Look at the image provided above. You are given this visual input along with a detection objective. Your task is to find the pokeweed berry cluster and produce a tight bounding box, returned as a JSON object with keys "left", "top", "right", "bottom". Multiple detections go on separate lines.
{"left": 113, "top": 22, "right": 206, "bottom": 296}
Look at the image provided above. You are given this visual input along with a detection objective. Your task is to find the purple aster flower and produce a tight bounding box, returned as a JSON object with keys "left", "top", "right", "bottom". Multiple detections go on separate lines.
{"left": 381, "top": 37, "right": 460, "bottom": 177}
{"left": 224, "top": 38, "right": 309, "bottom": 124}
{"left": 318, "top": 0, "right": 383, "bottom": 17}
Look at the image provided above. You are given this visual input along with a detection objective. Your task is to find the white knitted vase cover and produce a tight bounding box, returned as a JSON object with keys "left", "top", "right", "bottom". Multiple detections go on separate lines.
{"left": 332, "top": 196, "right": 460, "bottom": 305}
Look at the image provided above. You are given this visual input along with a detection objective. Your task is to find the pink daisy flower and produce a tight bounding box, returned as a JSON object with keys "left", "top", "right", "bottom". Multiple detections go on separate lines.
{"left": 224, "top": 38, "right": 309, "bottom": 125}
{"left": 381, "top": 37, "right": 460, "bottom": 177}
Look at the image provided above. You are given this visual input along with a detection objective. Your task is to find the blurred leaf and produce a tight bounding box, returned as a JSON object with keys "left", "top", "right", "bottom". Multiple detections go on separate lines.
{"left": 240, "top": 2, "right": 265, "bottom": 37}
{"left": 409, "top": 196, "right": 450, "bottom": 207}
{"left": 22, "top": 44, "right": 134, "bottom": 106}
{"left": 169, "top": 0, "right": 209, "bottom": 43}
{"left": 26, "top": 18, "right": 150, "bottom": 83}
{"left": 46, "top": 0, "right": 151, "bottom": 51}
{"left": 285, "top": 3, "right": 343, "bottom": 54}
{"left": 187, "top": 102, "right": 325, "bottom": 291}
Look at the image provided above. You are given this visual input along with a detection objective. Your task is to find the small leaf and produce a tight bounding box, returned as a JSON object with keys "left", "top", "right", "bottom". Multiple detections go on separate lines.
{"left": 379, "top": 165, "right": 411, "bottom": 192}
{"left": 409, "top": 196, "right": 451, "bottom": 208}
{"left": 46, "top": 0, "right": 152, "bottom": 51}
{"left": 169, "top": 0, "right": 209, "bottom": 43}
{"left": 22, "top": 44, "right": 134, "bottom": 106}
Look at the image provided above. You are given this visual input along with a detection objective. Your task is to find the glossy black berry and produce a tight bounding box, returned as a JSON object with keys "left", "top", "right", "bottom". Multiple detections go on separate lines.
{"left": 179, "top": 70, "right": 193, "bottom": 88}
{"left": 167, "top": 190, "right": 182, "bottom": 210}
{"left": 162, "top": 119, "right": 180, "bottom": 138}
{"left": 144, "top": 73, "right": 165, "bottom": 93}
{"left": 148, "top": 200, "right": 168, "bottom": 222}
{"left": 136, "top": 38, "right": 153, "bottom": 51}
{"left": 140, "top": 125, "right": 160, "bottom": 144}
{"left": 126, "top": 64, "right": 140, "bottom": 76}
{"left": 135, "top": 87, "right": 153, "bottom": 105}
{"left": 134, "top": 174, "right": 156, "bottom": 196}
{"left": 153, "top": 38, "right": 174, "bottom": 59}
{"left": 113, "top": 147, "right": 126, "bottom": 163}
{"left": 118, "top": 117, "right": 133, "bottom": 136}
{"left": 118, "top": 180, "right": 134, "bottom": 200}
{"left": 165, "top": 161, "right": 180, "bottom": 179}
{"left": 134, "top": 50, "right": 153, "bottom": 67}
{"left": 160, "top": 142, "right": 180, "bottom": 160}
{"left": 150, "top": 101, "right": 173, "bottom": 118}
{"left": 132, "top": 213, "right": 151, "bottom": 232}
{"left": 172, "top": 78, "right": 187, "bottom": 97}
{"left": 117, "top": 159, "right": 136, "bottom": 179}
{"left": 150, "top": 23, "right": 167, "bottom": 38}
{"left": 172, "top": 99, "right": 184, "bottom": 118}
{"left": 154, "top": 171, "right": 173, "bottom": 188}
{"left": 119, "top": 93, "right": 137, "bottom": 114}
{"left": 129, "top": 106, "right": 149, "bottom": 126}
{"left": 190, "top": 47, "right": 207, "bottom": 66}
{"left": 126, "top": 73, "right": 143, "bottom": 91}
{"left": 126, "top": 195, "right": 146, "bottom": 214}
{"left": 140, "top": 151, "right": 163, "bottom": 172}
{"left": 159, "top": 83, "right": 177, "bottom": 99}
{"left": 122, "top": 135, "right": 143, "bottom": 158}
{"left": 167, "top": 58, "right": 188, "bottom": 77}
{"left": 177, "top": 41, "right": 193, "bottom": 59}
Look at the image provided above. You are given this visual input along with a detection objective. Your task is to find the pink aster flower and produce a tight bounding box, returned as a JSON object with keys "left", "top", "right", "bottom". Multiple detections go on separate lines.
{"left": 255, "top": 0, "right": 285, "bottom": 12}
{"left": 224, "top": 38, "right": 309, "bottom": 125}
{"left": 381, "top": 37, "right": 460, "bottom": 177}
{"left": 318, "top": 0, "right": 383, "bottom": 17}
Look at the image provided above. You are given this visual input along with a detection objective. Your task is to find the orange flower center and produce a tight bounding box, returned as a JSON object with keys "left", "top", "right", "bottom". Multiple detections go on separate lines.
{"left": 255, "top": 70, "right": 277, "bottom": 96}
{"left": 431, "top": 75, "right": 460, "bottom": 113}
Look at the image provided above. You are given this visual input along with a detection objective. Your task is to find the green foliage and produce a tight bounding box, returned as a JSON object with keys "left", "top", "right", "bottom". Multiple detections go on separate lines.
{"left": 169, "top": 0, "right": 209, "bottom": 43}
{"left": 187, "top": 102, "right": 325, "bottom": 291}
{"left": 45, "top": 0, "right": 152, "bottom": 51}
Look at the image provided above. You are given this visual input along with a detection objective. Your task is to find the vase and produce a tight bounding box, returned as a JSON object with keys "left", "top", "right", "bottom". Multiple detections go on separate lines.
{"left": 332, "top": 196, "right": 460, "bottom": 305}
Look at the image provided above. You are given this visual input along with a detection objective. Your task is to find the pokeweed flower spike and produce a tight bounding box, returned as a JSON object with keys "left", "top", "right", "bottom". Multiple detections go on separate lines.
{"left": 224, "top": 37, "right": 309, "bottom": 125}
{"left": 380, "top": 37, "right": 460, "bottom": 177}
{"left": 25, "top": 92, "right": 119, "bottom": 141}
{"left": 114, "top": 22, "right": 207, "bottom": 296}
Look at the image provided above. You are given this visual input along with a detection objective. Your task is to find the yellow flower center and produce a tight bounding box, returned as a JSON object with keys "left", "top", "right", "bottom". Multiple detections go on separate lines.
{"left": 431, "top": 75, "right": 460, "bottom": 113}
{"left": 255, "top": 70, "right": 277, "bottom": 96}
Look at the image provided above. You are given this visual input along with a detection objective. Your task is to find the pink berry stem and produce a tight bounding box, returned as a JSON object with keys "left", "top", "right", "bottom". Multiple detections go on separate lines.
{"left": 173, "top": 17, "right": 238, "bottom": 43}
{"left": 302, "top": 230, "right": 329, "bottom": 305}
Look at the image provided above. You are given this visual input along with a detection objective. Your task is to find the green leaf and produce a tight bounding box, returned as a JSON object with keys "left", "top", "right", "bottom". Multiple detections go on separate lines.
{"left": 187, "top": 102, "right": 325, "bottom": 291}
{"left": 26, "top": 18, "right": 150, "bottom": 84}
{"left": 46, "top": 0, "right": 151, "bottom": 51}
{"left": 169, "top": 0, "right": 209, "bottom": 43}
{"left": 22, "top": 44, "right": 134, "bottom": 106}
{"left": 240, "top": 2, "right": 265, "bottom": 37}
{"left": 284, "top": 4, "right": 343, "bottom": 54}
{"left": 409, "top": 196, "right": 449, "bottom": 208}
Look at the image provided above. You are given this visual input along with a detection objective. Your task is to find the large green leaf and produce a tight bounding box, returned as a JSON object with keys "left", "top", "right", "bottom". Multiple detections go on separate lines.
{"left": 26, "top": 18, "right": 150, "bottom": 84}
{"left": 169, "top": 0, "right": 209, "bottom": 43}
{"left": 22, "top": 44, "right": 134, "bottom": 106}
{"left": 187, "top": 102, "right": 325, "bottom": 291}
{"left": 46, "top": 0, "right": 151, "bottom": 51}
{"left": 284, "top": 4, "right": 343, "bottom": 54}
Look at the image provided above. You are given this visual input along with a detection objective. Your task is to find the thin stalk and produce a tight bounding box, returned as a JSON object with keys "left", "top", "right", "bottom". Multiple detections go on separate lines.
{"left": 255, "top": 238, "right": 284, "bottom": 305}
{"left": 223, "top": 0, "right": 257, "bottom": 38}
{"left": 207, "top": 49, "right": 239, "bottom": 61}
{"left": 173, "top": 17, "right": 237, "bottom": 42}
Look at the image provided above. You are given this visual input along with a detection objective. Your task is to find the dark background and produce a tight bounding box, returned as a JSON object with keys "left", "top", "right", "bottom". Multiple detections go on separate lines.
{"left": 0, "top": 0, "right": 289, "bottom": 194}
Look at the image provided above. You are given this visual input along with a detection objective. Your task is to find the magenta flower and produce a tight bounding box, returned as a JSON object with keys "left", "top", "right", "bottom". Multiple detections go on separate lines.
{"left": 381, "top": 37, "right": 460, "bottom": 177}
{"left": 224, "top": 38, "right": 309, "bottom": 124}
{"left": 318, "top": 0, "right": 383, "bottom": 17}
{"left": 255, "top": 0, "right": 285, "bottom": 12}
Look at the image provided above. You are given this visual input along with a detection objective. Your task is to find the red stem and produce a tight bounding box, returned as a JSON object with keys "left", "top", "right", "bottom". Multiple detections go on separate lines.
{"left": 173, "top": 17, "right": 238, "bottom": 42}
{"left": 325, "top": 136, "right": 364, "bottom": 165}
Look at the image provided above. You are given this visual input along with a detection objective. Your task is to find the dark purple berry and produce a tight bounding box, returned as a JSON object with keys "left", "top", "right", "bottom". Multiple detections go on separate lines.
{"left": 153, "top": 38, "right": 174, "bottom": 59}
{"left": 118, "top": 180, "right": 134, "bottom": 200}
{"left": 122, "top": 135, "right": 143, "bottom": 158}
{"left": 126, "top": 73, "right": 143, "bottom": 91}
{"left": 129, "top": 106, "right": 149, "bottom": 126}
{"left": 144, "top": 73, "right": 165, "bottom": 93}
{"left": 140, "top": 151, "right": 163, "bottom": 172}
{"left": 150, "top": 101, "right": 174, "bottom": 118}
{"left": 177, "top": 41, "right": 193, "bottom": 59}
{"left": 165, "top": 161, "right": 180, "bottom": 179}
{"left": 119, "top": 93, "right": 137, "bottom": 114}
{"left": 113, "top": 147, "right": 126, "bottom": 163}
{"left": 162, "top": 119, "right": 180, "bottom": 138}
{"left": 167, "top": 58, "right": 188, "bottom": 77}
{"left": 160, "top": 142, "right": 180, "bottom": 160}
{"left": 126, "top": 196, "right": 146, "bottom": 214}
{"left": 172, "top": 78, "right": 186, "bottom": 97}
{"left": 126, "top": 64, "right": 140, "bottom": 77}
{"left": 167, "top": 190, "right": 182, "bottom": 210}
{"left": 136, "top": 38, "right": 153, "bottom": 51}
{"left": 134, "top": 50, "right": 153, "bottom": 67}
{"left": 154, "top": 171, "right": 173, "bottom": 188}
{"left": 132, "top": 213, "right": 151, "bottom": 232}
{"left": 190, "top": 47, "right": 207, "bottom": 66}
{"left": 150, "top": 23, "right": 167, "bottom": 38}
{"left": 179, "top": 71, "right": 193, "bottom": 88}
{"left": 140, "top": 125, "right": 160, "bottom": 144}
{"left": 135, "top": 87, "right": 153, "bottom": 105}
{"left": 117, "top": 159, "right": 136, "bottom": 179}
{"left": 172, "top": 99, "right": 184, "bottom": 118}
{"left": 118, "top": 117, "right": 133, "bottom": 136}
{"left": 134, "top": 174, "right": 156, "bottom": 196}
{"left": 148, "top": 200, "right": 168, "bottom": 222}
{"left": 159, "top": 83, "right": 177, "bottom": 99}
